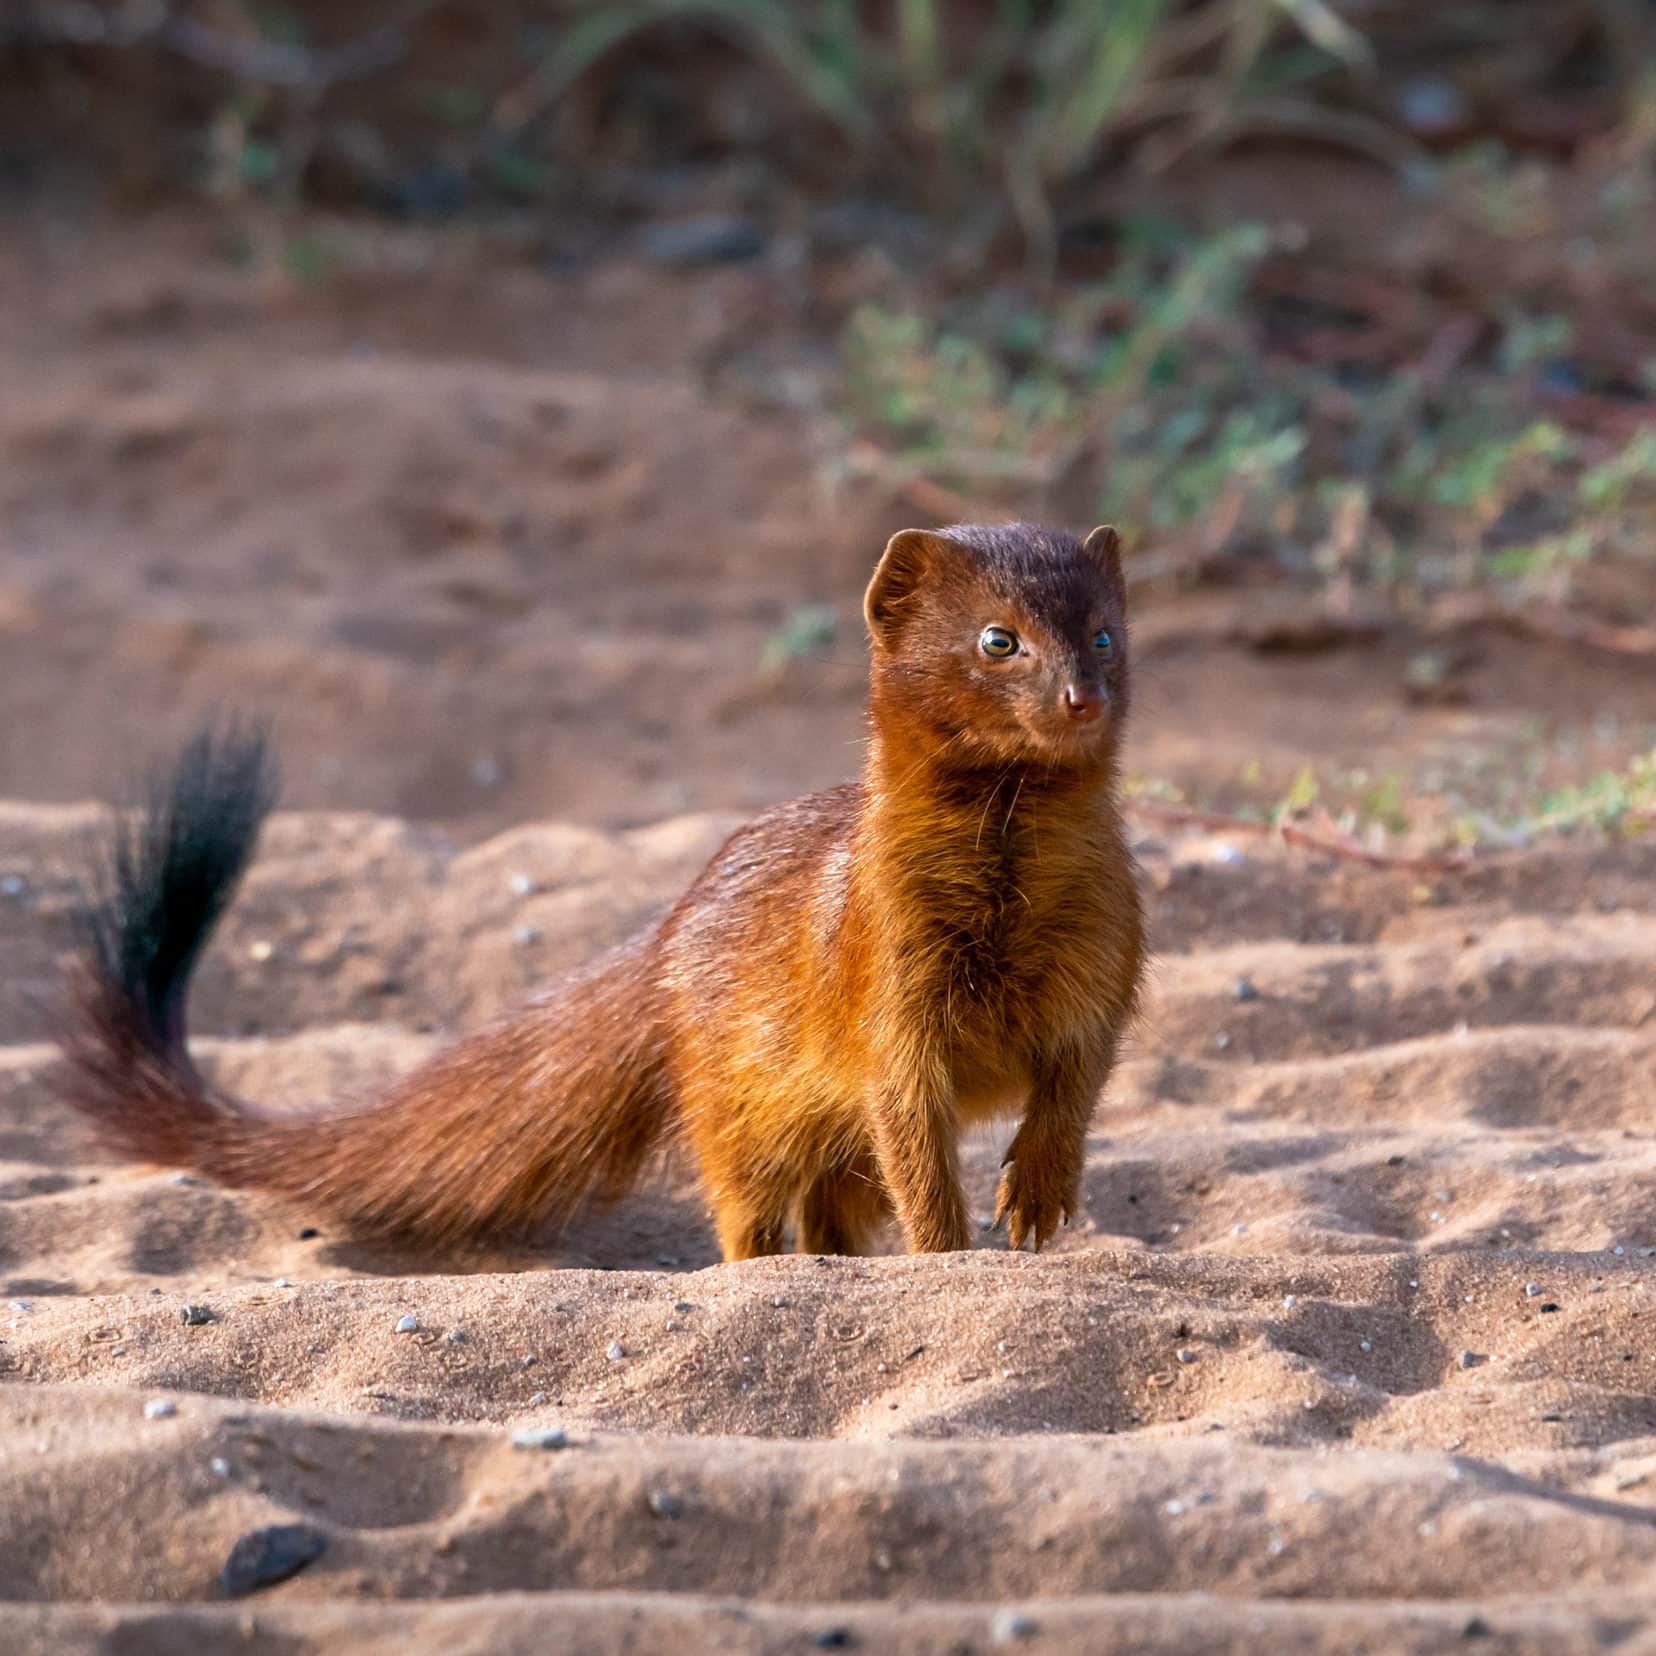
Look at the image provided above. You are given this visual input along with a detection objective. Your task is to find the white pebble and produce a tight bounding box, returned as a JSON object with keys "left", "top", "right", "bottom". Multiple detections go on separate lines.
{"left": 1283, "top": 1296, "right": 1296, "bottom": 1310}
{"left": 248, "top": 939, "right": 274, "bottom": 962}
{"left": 1525, "top": 1282, "right": 1543, "bottom": 1298}
{"left": 528, "top": 1392, "right": 549, "bottom": 1406}
{"left": 512, "top": 924, "right": 541, "bottom": 947}
{"left": 990, "top": 1609, "right": 1039, "bottom": 1645}
{"left": 511, "top": 1426, "right": 568, "bottom": 1451}
{"left": 143, "top": 1399, "right": 177, "bottom": 1420}
{"left": 1176, "top": 1348, "right": 1197, "bottom": 1365}
{"left": 508, "top": 872, "right": 535, "bottom": 897}
{"left": 0, "top": 875, "right": 25, "bottom": 898}
{"left": 395, "top": 1314, "right": 419, "bottom": 1334}
{"left": 274, "top": 1278, "right": 293, "bottom": 1288}
{"left": 606, "top": 1340, "right": 625, "bottom": 1361}
{"left": 209, "top": 1457, "right": 231, "bottom": 1477}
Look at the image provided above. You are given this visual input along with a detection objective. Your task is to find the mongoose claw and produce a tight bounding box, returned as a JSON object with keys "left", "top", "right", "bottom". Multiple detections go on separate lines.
{"left": 993, "top": 1158, "right": 1070, "bottom": 1253}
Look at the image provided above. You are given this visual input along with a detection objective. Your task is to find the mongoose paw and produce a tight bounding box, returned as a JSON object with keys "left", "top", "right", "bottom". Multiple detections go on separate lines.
{"left": 993, "top": 1157, "right": 1073, "bottom": 1252}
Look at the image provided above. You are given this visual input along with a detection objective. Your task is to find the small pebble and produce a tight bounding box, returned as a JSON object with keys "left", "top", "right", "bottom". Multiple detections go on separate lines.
{"left": 508, "top": 872, "right": 535, "bottom": 897}
{"left": 394, "top": 1314, "right": 419, "bottom": 1334}
{"left": 812, "top": 1631, "right": 855, "bottom": 1651}
{"left": 1232, "top": 977, "right": 1259, "bottom": 1002}
{"left": 772, "top": 1296, "right": 788, "bottom": 1308}
{"left": 528, "top": 1392, "right": 548, "bottom": 1406}
{"left": 1360, "top": 1340, "right": 1372, "bottom": 1353}
{"left": 1459, "top": 1350, "right": 1483, "bottom": 1370}
{"left": 990, "top": 1608, "right": 1040, "bottom": 1645}
{"left": 210, "top": 1457, "right": 231, "bottom": 1478}
{"left": 673, "top": 1302, "right": 693, "bottom": 1314}
{"left": 1164, "top": 1498, "right": 1187, "bottom": 1516}
{"left": 1176, "top": 1348, "right": 1197, "bottom": 1365}
{"left": 510, "top": 1426, "right": 568, "bottom": 1451}
{"left": 647, "top": 1489, "right": 683, "bottom": 1518}
{"left": 1463, "top": 1614, "right": 1492, "bottom": 1639}
{"left": 1211, "top": 843, "right": 1245, "bottom": 866}
{"left": 169, "top": 1171, "right": 195, "bottom": 1187}
{"left": 1283, "top": 1296, "right": 1296, "bottom": 1310}
{"left": 0, "top": 874, "right": 26, "bottom": 898}
{"left": 221, "top": 1524, "right": 328, "bottom": 1597}
{"left": 274, "top": 1278, "right": 293, "bottom": 1289}
{"left": 606, "top": 1340, "right": 625, "bottom": 1362}
{"left": 512, "top": 924, "right": 541, "bottom": 947}
{"left": 521, "top": 1355, "right": 538, "bottom": 1369}
{"left": 638, "top": 215, "right": 765, "bottom": 267}
{"left": 180, "top": 1305, "right": 214, "bottom": 1326}
{"left": 248, "top": 939, "right": 274, "bottom": 963}
{"left": 1525, "top": 1282, "right": 1543, "bottom": 1298}
{"left": 299, "top": 1227, "right": 321, "bottom": 1240}
{"left": 143, "top": 1399, "right": 177, "bottom": 1420}
{"left": 7, "top": 1300, "right": 30, "bottom": 1314}
{"left": 446, "top": 1328, "right": 466, "bottom": 1344}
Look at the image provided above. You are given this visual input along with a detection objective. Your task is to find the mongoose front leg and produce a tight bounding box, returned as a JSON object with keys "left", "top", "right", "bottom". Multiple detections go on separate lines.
{"left": 995, "top": 1037, "right": 1113, "bottom": 1251}
{"left": 869, "top": 1065, "right": 971, "bottom": 1254}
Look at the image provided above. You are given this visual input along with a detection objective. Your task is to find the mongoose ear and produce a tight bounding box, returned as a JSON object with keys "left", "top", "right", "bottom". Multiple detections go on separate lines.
{"left": 1082, "top": 524, "right": 1125, "bottom": 597}
{"left": 864, "top": 529, "right": 958, "bottom": 643}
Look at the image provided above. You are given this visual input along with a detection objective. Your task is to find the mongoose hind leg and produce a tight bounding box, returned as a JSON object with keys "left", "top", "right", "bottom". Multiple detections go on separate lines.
{"left": 797, "top": 1153, "right": 892, "bottom": 1256}
{"left": 711, "top": 1183, "right": 789, "bottom": 1261}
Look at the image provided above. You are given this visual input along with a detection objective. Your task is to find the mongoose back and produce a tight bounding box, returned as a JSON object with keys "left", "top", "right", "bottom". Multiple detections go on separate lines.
{"left": 60, "top": 522, "right": 1145, "bottom": 1259}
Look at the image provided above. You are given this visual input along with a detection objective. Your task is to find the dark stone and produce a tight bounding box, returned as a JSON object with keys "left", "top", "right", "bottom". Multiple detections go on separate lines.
{"left": 637, "top": 216, "right": 764, "bottom": 267}
{"left": 813, "top": 1631, "right": 856, "bottom": 1650}
{"left": 179, "top": 1304, "right": 214, "bottom": 1326}
{"left": 220, "top": 1523, "right": 328, "bottom": 1597}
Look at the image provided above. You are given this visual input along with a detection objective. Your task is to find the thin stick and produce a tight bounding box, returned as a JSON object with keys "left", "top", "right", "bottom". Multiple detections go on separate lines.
{"left": 1125, "top": 800, "right": 1471, "bottom": 875}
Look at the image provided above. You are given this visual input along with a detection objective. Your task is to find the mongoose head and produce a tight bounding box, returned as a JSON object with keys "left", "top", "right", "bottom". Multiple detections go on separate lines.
{"left": 864, "top": 521, "right": 1129, "bottom": 770}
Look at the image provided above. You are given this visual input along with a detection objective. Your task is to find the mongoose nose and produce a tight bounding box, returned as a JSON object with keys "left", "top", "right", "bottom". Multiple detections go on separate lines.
{"left": 1063, "top": 683, "right": 1105, "bottom": 723}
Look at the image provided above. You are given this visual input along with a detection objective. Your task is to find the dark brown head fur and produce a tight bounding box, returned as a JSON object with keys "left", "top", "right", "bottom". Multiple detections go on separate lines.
{"left": 864, "top": 522, "right": 1128, "bottom": 772}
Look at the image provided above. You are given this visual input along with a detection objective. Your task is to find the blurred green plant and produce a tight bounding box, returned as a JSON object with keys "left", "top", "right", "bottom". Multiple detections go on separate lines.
{"left": 1522, "top": 750, "right": 1656, "bottom": 836}
{"left": 509, "top": 0, "right": 1379, "bottom": 247}
{"left": 835, "top": 213, "right": 1656, "bottom": 612}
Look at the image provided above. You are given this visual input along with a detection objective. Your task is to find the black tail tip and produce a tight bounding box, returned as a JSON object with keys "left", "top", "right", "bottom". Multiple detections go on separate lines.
{"left": 79, "top": 719, "right": 280, "bottom": 1057}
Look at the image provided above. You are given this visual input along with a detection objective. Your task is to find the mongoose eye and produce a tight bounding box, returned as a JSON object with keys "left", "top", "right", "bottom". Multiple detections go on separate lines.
{"left": 1092, "top": 629, "right": 1115, "bottom": 657}
{"left": 979, "top": 627, "right": 1019, "bottom": 659}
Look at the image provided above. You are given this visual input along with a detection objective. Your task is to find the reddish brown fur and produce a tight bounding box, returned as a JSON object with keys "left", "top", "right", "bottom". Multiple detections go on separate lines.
{"left": 60, "top": 523, "right": 1145, "bottom": 1260}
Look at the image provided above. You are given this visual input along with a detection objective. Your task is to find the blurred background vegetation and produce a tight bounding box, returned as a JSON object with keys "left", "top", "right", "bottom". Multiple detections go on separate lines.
{"left": 4, "top": 1, "right": 1654, "bottom": 839}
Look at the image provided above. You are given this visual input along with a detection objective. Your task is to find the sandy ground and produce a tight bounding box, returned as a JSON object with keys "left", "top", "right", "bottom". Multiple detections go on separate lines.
{"left": 3, "top": 207, "right": 1656, "bottom": 1651}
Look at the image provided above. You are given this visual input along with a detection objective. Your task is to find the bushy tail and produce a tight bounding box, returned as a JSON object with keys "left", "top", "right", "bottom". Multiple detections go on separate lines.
{"left": 59, "top": 725, "right": 676, "bottom": 1244}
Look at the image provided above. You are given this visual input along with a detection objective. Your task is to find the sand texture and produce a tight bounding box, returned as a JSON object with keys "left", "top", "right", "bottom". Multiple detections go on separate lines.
{"left": 2, "top": 803, "right": 1655, "bottom": 1652}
